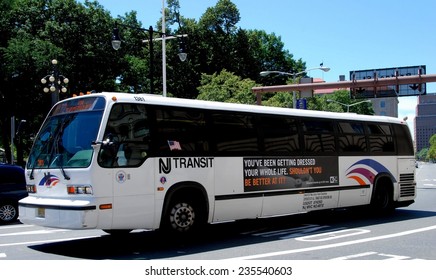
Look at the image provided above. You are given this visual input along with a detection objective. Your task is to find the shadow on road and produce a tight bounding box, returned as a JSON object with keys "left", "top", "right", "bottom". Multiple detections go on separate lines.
{"left": 29, "top": 207, "right": 436, "bottom": 260}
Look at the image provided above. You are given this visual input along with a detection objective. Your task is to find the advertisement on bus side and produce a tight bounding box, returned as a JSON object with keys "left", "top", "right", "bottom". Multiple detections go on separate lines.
{"left": 243, "top": 157, "right": 338, "bottom": 192}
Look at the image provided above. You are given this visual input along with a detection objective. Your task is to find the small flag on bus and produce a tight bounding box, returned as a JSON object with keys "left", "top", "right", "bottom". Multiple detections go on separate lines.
{"left": 168, "top": 140, "right": 182, "bottom": 151}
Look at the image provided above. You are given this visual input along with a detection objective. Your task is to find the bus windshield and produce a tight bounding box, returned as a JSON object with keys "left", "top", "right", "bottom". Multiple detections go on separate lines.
{"left": 27, "top": 97, "right": 106, "bottom": 169}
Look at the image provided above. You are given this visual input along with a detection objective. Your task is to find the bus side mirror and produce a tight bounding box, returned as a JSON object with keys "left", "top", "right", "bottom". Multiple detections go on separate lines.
{"left": 92, "top": 133, "right": 116, "bottom": 147}
{"left": 92, "top": 137, "right": 115, "bottom": 147}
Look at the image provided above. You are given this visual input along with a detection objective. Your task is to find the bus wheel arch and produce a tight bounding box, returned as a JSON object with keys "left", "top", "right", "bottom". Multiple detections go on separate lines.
{"left": 160, "top": 182, "right": 209, "bottom": 234}
{"left": 370, "top": 174, "right": 394, "bottom": 213}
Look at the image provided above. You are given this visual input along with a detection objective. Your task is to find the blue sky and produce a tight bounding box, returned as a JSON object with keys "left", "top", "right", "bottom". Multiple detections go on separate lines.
{"left": 92, "top": 0, "right": 436, "bottom": 132}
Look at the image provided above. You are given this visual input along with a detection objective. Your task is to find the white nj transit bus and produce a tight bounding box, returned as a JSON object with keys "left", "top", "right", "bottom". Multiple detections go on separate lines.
{"left": 19, "top": 92, "right": 416, "bottom": 234}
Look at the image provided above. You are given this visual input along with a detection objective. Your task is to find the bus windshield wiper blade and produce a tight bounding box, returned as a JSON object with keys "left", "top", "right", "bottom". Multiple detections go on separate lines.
{"left": 29, "top": 134, "right": 52, "bottom": 180}
{"left": 59, "top": 158, "right": 70, "bottom": 180}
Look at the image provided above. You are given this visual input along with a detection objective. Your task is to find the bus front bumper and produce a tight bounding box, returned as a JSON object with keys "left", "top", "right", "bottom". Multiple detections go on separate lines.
{"left": 18, "top": 196, "right": 98, "bottom": 229}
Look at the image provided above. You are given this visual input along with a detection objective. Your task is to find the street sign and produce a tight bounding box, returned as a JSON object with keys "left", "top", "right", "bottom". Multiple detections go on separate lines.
{"left": 297, "top": 98, "right": 307, "bottom": 109}
{"left": 350, "top": 65, "right": 426, "bottom": 98}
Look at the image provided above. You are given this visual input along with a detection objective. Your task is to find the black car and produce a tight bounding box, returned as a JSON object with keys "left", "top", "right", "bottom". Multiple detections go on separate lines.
{"left": 0, "top": 163, "right": 28, "bottom": 223}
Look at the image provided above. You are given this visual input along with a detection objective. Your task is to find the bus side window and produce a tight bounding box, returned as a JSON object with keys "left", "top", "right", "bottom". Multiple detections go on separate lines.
{"left": 154, "top": 107, "right": 208, "bottom": 155}
{"left": 367, "top": 123, "right": 395, "bottom": 154}
{"left": 98, "top": 103, "right": 150, "bottom": 168}
{"left": 210, "top": 112, "right": 258, "bottom": 154}
{"left": 260, "top": 115, "right": 300, "bottom": 154}
{"left": 337, "top": 121, "right": 367, "bottom": 153}
{"left": 301, "top": 120, "right": 336, "bottom": 153}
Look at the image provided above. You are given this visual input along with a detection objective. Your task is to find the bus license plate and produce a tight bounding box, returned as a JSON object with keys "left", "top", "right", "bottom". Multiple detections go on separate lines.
{"left": 37, "top": 208, "right": 45, "bottom": 218}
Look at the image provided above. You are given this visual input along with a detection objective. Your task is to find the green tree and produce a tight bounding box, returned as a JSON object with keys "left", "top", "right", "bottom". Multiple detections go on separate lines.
{"left": 0, "top": 0, "right": 15, "bottom": 163}
{"left": 321, "top": 89, "right": 374, "bottom": 115}
{"left": 0, "top": 0, "right": 310, "bottom": 163}
{"left": 427, "top": 134, "right": 436, "bottom": 162}
{"left": 198, "top": 0, "right": 240, "bottom": 75}
{"left": 197, "top": 69, "right": 258, "bottom": 104}
{"left": 0, "top": 0, "right": 118, "bottom": 163}
{"left": 262, "top": 92, "right": 294, "bottom": 108}
{"left": 259, "top": 89, "right": 374, "bottom": 114}
{"left": 416, "top": 147, "right": 428, "bottom": 161}
{"left": 163, "top": 0, "right": 303, "bottom": 99}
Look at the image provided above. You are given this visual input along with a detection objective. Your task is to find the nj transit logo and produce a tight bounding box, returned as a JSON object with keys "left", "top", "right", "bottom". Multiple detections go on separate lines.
{"left": 345, "top": 159, "right": 396, "bottom": 185}
{"left": 39, "top": 173, "right": 60, "bottom": 188}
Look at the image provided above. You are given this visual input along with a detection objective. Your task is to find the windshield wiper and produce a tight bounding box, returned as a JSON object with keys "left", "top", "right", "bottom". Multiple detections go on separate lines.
{"left": 49, "top": 154, "right": 70, "bottom": 180}
{"left": 49, "top": 115, "right": 75, "bottom": 180}
{"left": 59, "top": 155, "right": 70, "bottom": 180}
{"left": 29, "top": 134, "right": 52, "bottom": 180}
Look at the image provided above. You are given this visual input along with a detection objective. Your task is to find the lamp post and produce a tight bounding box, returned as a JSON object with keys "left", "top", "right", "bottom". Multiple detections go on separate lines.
{"left": 327, "top": 99, "right": 371, "bottom": 113}
{"left": 260, "top": 66, "right": 330, "bottom": 108}
{"left": 159, "top": 0, "right": 187, "bottom": 97}
{"left": 41, "top": 59, "right": 69, "bottom": 106}
{"left": 112, "top": 21, "right": 187, "bottom": 96}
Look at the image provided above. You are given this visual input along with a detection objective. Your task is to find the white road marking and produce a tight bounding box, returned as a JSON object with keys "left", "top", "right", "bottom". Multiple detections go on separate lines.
{"left": 0, "top": 235, "right": 101, "bottom": 247}
{"left": 0, "top": 229, "right": 68, "bottom": 237}
{"left": 251, "top": 224, "right": 333, "bottom": 239}
{"left": 378, "top": 253, "right": 410, "bottom": 260}
{"left": 226, "top": 224, "right": 436, "bottom": 260}
{"left": 295, "top": 228, "right": 370, "bottom": 242}
{"left": 331, "top": 252, "right": 413, "bottom": 260}
{"left": 330, "top": 251, "right": 378, "bottom": 260}
{"left": 0, "top": 224, "right": 34, "bottom": 230}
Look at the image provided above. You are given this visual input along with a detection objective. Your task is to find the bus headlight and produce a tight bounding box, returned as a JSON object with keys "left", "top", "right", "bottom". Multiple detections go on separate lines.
{"left": 26, "top": 184, "right": 37, "bottom": 193}
{"left": 67, "top": 185, "right": 93, "bottom": 195}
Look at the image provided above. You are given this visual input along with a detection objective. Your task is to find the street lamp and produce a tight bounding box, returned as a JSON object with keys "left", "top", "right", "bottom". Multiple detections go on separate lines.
{"left": 41, "top": 59, "right": 69, "bottom": 106}
{"left": 112, "top": 22, "right": 187, "bottom": 96}
{"left": 327, "top": 99, "right": 371, "bottom": 113}
{"left": 260, "top": 66, "right": 330, "bottom": 108}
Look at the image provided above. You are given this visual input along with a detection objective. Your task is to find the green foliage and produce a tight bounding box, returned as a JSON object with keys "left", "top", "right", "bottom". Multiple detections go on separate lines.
{"left": 197, "top": 69, "right": 257, "bottom": 104}
{"left": 0, "top": 0, "right": 118, "bottom": 163}
{"left": 427, "top": 134, "right": 436, "bottom": 161}
{"left": 416, "top": 147, "right": 428, "bottom": 161}
{"left": 262, "top": 92, "right": 294, "bottom": 108}
{"left": 321, "top": 89, "right": 374, "bottom": 115}
{"left": 0, "top": 0, "right": 307, "bottom": 163}
{"left": 417, "top": 135, "right": 436, "bottom": 162}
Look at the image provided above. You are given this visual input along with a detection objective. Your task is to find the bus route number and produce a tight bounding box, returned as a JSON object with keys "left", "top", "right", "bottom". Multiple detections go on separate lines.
{"left": 134, "top": 96, "right": 145, "bottom": 102}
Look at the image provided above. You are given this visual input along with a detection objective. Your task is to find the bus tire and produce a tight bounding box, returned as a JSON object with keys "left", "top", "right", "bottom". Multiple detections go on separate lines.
{"left": 370, "top": 183, "right": 394, "bottom": 213}
{"left": 162, "top": 194, "right": 206, "bottom": 234}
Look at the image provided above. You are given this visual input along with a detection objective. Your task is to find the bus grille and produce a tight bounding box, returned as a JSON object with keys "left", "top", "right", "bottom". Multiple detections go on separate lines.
{"left": 399, "top": 173, "right": 416, "bottom": 198}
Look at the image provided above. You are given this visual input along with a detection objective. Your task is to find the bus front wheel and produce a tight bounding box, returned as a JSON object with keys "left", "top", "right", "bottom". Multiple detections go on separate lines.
{"left": 163, "top": 196, "right": 205, "bottom": 234}
{"left": 170, "top": 202, "right": 195, "bottom": 231}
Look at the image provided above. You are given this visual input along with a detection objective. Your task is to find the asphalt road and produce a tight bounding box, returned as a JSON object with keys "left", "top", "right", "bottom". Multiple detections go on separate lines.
{"left": 1, "top": 162, "right": 435, "bottom": 261}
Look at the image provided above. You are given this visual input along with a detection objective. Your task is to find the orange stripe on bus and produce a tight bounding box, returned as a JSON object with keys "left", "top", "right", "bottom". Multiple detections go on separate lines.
{"left": 348, "top": 175, "right": 366, "bottom": 186}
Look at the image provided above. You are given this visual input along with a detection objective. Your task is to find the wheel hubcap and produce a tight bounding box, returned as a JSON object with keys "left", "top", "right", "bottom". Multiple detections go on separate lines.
{"left": 171, "top": 203, "right": 195, "bottom": 231}
{"left": 0, "top": 205, "right": 16, "bottom": 222}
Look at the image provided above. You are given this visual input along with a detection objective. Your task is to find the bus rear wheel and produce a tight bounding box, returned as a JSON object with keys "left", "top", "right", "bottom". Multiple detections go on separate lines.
{"left": 371, "top": 185, "right": 394, "bottom": 213}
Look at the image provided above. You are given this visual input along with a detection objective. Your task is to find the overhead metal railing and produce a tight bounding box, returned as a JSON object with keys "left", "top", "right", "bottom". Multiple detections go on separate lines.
{"left": 253, "top": 74, "right": 436, "bottom": 105}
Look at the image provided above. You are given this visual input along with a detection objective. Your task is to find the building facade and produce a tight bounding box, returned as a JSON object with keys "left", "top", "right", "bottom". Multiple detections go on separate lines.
{"left": 369, "top": 97, "right": 398, "bottom": 118}
{"left": 415, "top": 93, "right": 436, "bottom": 152}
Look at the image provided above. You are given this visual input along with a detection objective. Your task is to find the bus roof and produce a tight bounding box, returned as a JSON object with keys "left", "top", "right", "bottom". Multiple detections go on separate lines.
{"left": 67, "top": 92, "right": 406, "bottom": 125}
